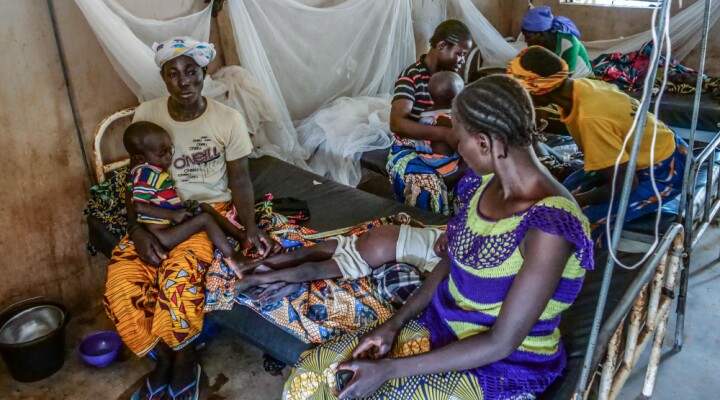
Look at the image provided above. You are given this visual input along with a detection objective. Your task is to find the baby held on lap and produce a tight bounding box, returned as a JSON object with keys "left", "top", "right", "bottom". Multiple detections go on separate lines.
{"left": 418, "top": 71, "right": 465, "bottom": 157}
{"left": 233, "top": 214, "right": 448, "bottom": 294}
{"left": 123, "top": 121, "right": 252, "bottom": 276}
{"left": 416, "top": 71, "right": 467, "bottom": 185}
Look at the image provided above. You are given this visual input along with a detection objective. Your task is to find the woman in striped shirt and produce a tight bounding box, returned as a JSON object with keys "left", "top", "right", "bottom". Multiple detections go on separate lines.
{"left": 387, "top": 20, "right": 473, "bottom": 216}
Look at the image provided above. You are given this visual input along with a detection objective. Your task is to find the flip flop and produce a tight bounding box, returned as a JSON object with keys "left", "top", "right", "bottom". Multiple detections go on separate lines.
{"left": 131, "top": 376, "right": 168, "bottom": 400}
{"left": 168, "top": 363, "right": 201, "bottom": 400}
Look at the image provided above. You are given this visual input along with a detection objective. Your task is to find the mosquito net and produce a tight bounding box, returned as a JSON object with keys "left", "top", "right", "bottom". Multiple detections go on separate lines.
{"left": 74, "top": 0, "right": 308, "bottom": 165}
{"left": 76, "top": 0, "right": 717, "bottom": 186}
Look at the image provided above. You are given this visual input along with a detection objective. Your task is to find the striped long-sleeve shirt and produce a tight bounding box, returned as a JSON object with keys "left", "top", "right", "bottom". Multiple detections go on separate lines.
{"left": 393, "top": 55, "right": 433, "bottom": 122}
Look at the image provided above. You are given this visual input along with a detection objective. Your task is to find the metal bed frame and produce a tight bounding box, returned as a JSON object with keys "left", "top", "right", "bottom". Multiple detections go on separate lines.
{"left": 92, "top": 107, "right": 134, "bottom": 184}
{"left": 573, "top": 0, "right": 718, "bottom": 398}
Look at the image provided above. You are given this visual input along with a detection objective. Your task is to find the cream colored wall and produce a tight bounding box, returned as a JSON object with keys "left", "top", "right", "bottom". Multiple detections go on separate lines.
{"left": 0, "top": 0, "right": 104, "bottom": 312}
{"left": 527, "top": 0, "right": 720, "bottom": 74}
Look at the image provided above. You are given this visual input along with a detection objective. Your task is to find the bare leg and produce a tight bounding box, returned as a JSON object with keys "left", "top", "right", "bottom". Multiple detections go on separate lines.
{"left": 145, "top": 215, "right": 250, "bottom": 276}
{"left": 168, "top": 343, "right": 198, "bottom": 400}
{"left": 233, "top": 240, "right": 341, "bottom": 293}
{"left": 146, "top": 214, "right": 234, "bottom": 255}
{"left": 235, "top": 225, "right": 402, "bottom": 294}
{"left": 199, "top": 203, "right": 248, "bottom": 246}
{"left": 234, "top": 259, "right": 342, "bottom": 294}
{"left": 135, "top": 342, "right": 174, "bottom": 400}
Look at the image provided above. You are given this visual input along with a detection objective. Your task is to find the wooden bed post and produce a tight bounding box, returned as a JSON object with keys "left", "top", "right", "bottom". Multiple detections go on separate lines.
{"left": 216, "top": 7, "right": 241, "bottom": 67}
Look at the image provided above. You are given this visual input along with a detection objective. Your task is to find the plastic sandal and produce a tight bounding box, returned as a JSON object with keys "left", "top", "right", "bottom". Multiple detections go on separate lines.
{"left": 130, "top": 377, "right": 168, "bottom": 400}
{"left": 167, "top": 363, "right": 201, "bottom": 400}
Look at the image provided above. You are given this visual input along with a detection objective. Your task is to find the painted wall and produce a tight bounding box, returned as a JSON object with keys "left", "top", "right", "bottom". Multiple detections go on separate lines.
{"left": 0, "top": 0, "right": 104, "bottom": 312}
{"left": 527, "top": 0, "right": 720, "bottom": 74}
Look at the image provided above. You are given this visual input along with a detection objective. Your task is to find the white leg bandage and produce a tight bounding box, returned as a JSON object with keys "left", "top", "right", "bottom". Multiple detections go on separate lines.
{"left": 396, "top": 225, "right": 443, "bottom": 273}
{"left": 330, "top": 235, "right": 372, "bottom": 280}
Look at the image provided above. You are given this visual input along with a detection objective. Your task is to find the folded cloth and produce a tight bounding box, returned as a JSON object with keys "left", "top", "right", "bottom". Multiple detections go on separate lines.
{"left": 205, "top": 249, "right": 240, "bottom": 312}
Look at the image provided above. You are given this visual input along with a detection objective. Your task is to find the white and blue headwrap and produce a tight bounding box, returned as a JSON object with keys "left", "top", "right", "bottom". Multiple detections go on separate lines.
{"left": 152, "top": 37, "right": 216, "bottom": 69}
{"left": 522, "top": 6, "right": 581, "bottom": 38}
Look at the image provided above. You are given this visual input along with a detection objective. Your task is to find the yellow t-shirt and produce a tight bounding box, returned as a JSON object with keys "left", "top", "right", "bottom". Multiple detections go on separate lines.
{"left": 133, "top": 97, "right": 253, "bottom": 204}
{"left": 560, "top": 79, "right": 676, "bottom": 171}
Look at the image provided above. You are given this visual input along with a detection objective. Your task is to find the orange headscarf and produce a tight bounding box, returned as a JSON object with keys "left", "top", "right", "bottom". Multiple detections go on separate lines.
{"left": 507, "top": 46, "right": 570, "bottom": 95}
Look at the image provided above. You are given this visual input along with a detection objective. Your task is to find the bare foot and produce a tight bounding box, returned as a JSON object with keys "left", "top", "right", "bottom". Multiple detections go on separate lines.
{"left": 134, "top": 344, "right": 173, "bottom": 400}
{"left": 168, "top": 346, "right": 200, "bottom": 400}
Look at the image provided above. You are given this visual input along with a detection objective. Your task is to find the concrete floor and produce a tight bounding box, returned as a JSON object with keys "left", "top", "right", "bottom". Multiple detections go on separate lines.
{"left": 2, "top": 231, "right": 718, "bottom": 399}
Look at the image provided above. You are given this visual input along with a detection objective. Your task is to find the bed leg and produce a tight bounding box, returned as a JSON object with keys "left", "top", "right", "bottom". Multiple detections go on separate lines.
{"left": 673, "top": 254, "right": 690, "bottom": 352}
{"left": 643, "top": 241, "right": 680, "bottom": 397}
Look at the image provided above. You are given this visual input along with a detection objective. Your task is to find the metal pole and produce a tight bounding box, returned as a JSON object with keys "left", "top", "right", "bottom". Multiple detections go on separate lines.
{"left": 674, "top": 0, "right": 712, "bottom": 353}
{"left": 574, "top": 0, "right": 673, "bottom": 397}
{"left": 47, "top": 0, "right": 93, "bottom": 183}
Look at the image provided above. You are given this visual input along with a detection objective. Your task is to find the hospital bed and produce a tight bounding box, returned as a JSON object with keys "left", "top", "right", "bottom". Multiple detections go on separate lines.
{"left": 88, "top": 86, "right": 714, "bottom": 399}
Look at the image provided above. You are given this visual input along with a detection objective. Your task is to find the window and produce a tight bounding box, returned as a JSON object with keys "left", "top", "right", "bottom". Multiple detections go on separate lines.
{"left": 561, "top": 0, "right": 661, "bottom": 8}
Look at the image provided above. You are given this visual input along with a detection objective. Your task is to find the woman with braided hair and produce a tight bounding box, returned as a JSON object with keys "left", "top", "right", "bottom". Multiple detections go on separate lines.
{"left": 387, "top": 20, "right": 473, "bottom": 215}
{"left": 283, "top": 75, "right": 594, "bottom": 400}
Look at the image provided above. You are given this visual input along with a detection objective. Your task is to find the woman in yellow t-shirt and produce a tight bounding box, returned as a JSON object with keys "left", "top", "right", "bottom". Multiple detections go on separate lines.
{"left": 507, "top": 46, "right": 688, "bottom": 246}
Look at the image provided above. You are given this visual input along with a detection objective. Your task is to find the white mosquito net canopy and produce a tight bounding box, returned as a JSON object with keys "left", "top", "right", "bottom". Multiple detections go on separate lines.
{"left": 76, "top": 0, "right": 718, "bottom": 186}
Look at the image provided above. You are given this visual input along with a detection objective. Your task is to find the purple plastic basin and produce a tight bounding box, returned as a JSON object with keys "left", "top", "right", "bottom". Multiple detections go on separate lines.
{"left": 78, "top": 331, "right": 121, "bottom": 368}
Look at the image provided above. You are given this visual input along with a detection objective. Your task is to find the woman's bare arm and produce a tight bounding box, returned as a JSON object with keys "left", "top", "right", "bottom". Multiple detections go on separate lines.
{"left": 390, "top": 99, "right": 451, "bottom": 142}
{"left": 338, "top": 228, "right": 574, "bottom": 399}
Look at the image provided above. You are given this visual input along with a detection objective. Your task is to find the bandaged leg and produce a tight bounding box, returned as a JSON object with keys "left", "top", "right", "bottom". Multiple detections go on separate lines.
{"left": 330, "top": 235, "right": 373, "bottom": 280}
{"left": 396, "top": 225, "right": 444, "bottom": 273}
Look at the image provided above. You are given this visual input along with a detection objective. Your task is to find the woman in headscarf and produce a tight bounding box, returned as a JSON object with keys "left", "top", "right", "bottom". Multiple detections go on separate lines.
{"left": 508, "top": 46, "right": 688, "bottom": 246}
{"left": 521, "top": 6, "right": 593, "bottom": 79}
{"left": 387, "top": 20, "right": 473, "bottom": 216}
{"left": 283, "top": 75, "right": 594, "bottom": 400}
{"left": 104, "top": 37, "right": 275, "bottom": 400}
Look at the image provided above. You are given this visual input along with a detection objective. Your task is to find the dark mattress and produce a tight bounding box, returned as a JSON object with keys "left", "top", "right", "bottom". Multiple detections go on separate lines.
{"left": 88, "top": 156, "right": 640, "bottom": 399}
{"left": 630, "top": 91, "right": 720, "bottom": 133}
{"left": 360, "top": 148, "right": 391, "bottom": 177}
